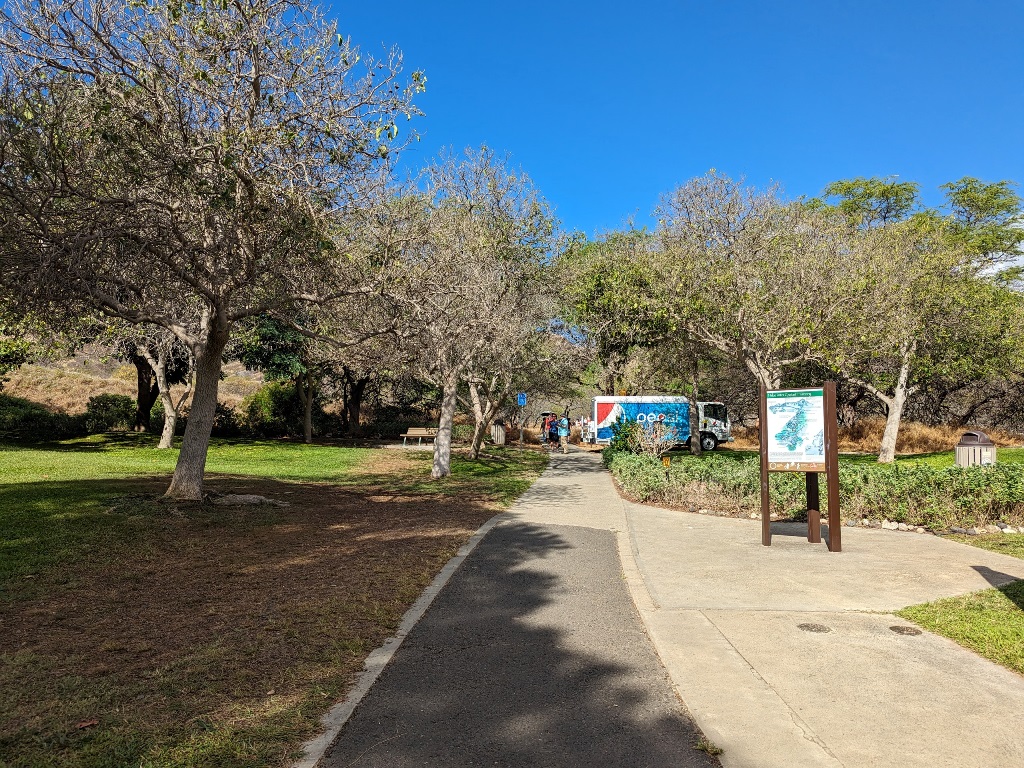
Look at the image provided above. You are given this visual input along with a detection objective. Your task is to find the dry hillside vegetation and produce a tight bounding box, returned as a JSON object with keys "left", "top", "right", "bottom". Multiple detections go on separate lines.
{"left": 4, "top": 361, "right": 263, "bottom": 413}
{"left": 730, "top": 417, "right": 1024, "bottom": 454}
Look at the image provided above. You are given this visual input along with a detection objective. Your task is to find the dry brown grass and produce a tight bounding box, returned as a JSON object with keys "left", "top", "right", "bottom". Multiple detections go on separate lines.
{"left": 4, "top": 364, "right": 135, "bottom": 413}
{"left": 3, "top": 361, "right": 264, "bottom": 413}
{"left": 730, "top": 418, "right": 1024, "bottom": 455}
{"left": 0, "top": 447, "right": 545, "bottom": 766}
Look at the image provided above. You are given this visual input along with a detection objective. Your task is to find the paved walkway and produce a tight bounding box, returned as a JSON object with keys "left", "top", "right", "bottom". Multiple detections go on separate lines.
{"left": 319, "top": 449, "right": 1024, "bottom": 768}
{"left": 321, "top": 450, "right": 718, "bottom": 767}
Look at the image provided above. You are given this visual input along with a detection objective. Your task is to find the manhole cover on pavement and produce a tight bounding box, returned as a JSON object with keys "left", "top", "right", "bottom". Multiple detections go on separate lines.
{"left": 890, "top": 625, "right": 922, "bottom": 636}
{"left": 797, "top": 623, "right": 831, "bottom": 633}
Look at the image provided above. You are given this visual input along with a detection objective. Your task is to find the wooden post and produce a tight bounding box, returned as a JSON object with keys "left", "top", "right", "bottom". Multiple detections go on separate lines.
{"left": 824, "top": 381, "right": 841, "bottom": 552}
{"left": 759, "top": 385, "right": 771, "bottom": 546}
{"left": 806, "top": 472, "right": 821, "bottom": 543}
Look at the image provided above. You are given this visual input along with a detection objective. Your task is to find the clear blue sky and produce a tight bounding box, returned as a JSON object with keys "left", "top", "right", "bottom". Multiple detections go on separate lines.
{"left": 329, "top": 1, "right": 1024, "bottom": 236}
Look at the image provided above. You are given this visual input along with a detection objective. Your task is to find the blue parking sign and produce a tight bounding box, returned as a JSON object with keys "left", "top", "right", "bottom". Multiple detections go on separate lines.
{"left": 517, "top": 393, "right": 527, "bottom": 407}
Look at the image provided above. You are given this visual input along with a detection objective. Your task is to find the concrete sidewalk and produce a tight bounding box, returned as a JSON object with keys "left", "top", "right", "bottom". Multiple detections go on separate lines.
{"left": 618, "top": 458, "right": 1024, "bottom": 768}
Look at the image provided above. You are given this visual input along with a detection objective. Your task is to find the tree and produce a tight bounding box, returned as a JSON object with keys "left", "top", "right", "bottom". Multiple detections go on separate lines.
{"left": 558, "top": 229, "right": 670, "bottom": 395}
{"left": 394, "top": 148, "right": 557, "bottom": 478}
{"left": 109, "top": 325, "right": 192, "bottom": 434}
{"left": 814, "top": 176, "right": 1024, "bottom": 461}
{"left": 809, "top": 219, "right": 1022, "bottom": 461}
{"left": 0, "top": 0, "right": 422, "bottom": 498}
{"left": 655, "top": 172, "right": 856, "bottom": 390}
{"left": 815, "top": 177, "right": 921, "bottom": 227}
{"left": 941, "top": 177, "right": 1024, "bottom": 266}
{"left": 235, "top": 315, "right": 326, "bottom": 443}
{"left": 460, "top": 326, "right": 589, "bottom": 459}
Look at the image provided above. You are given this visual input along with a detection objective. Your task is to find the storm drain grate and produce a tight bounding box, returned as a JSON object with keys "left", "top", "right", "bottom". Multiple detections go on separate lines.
{"left": 890, "top": 625, "right": 922, "bottom": 636}
{"left": 797, "top": 623, "right": 831, "bottom": 633}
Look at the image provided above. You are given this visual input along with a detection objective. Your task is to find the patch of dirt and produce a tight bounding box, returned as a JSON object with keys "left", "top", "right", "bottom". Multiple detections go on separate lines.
{"left": 0, "top": 451, "right": 500, "bottom": 763}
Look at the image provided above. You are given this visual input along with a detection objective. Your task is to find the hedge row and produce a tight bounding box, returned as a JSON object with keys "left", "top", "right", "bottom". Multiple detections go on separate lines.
{"left": 604, "top": 448, "right": 1024, "bottom": 530}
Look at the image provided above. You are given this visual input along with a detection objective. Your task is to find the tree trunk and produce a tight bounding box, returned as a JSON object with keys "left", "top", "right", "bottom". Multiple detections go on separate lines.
{"left": 142, "top": 346, "right": 188, "bottom": 450}
{"left": 158, "top": 390, "right": 177, "bottom": 449}
{"left": 132, "top": 356, "right": 158, "bottom": 432}
{"left": 689, "top": 367, "right": 702, "bottom": 457}
{"left": 346, "top": 376, "right": 369, "bottom": 435}
{"left": 743, "top": 357, "right": 782, "bottom": 391}
{"left": 467, "top": 380, "right": 489, "bottom": 460}
{"left": 165, "top": 331, "right": 229, "bottom": 500}
{"left": 299, "top": 372, "right": 314, "bottom": 444}
{"left": 432, "top": 373, "right": 459, "bottom": 479}
{"left": 877, "top": 366, "right": 913, "bottom": 464}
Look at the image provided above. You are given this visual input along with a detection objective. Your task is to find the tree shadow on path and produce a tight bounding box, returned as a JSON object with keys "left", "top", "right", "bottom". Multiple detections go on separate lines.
{"left": 324, "top": 521, "right": 720, "bottom": 768}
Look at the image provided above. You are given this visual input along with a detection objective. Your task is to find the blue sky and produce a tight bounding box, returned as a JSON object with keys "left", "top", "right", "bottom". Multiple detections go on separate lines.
{"left": 329, "top": 1, "right": 1024, "bottom": 236}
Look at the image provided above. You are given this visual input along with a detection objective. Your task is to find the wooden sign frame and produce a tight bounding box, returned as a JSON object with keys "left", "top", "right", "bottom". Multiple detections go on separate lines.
{"left": 759, "top": 382, "right": 841, "bottom": 552}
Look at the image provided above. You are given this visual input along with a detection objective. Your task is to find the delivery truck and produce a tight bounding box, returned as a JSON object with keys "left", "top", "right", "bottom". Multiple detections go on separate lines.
{"left": 590, "top": 395, "right": 733, "bottom": 450}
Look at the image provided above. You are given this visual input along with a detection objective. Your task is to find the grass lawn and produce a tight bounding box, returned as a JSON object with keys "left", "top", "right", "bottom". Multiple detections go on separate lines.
{"left": 897, "top": 532, "right": 1024, "bottom": 678}
{"left": 897, "top": 578, "right": 1024, "bottom": 677}
{"left": 0, "top": 435, "right": 547, "bottom": 767}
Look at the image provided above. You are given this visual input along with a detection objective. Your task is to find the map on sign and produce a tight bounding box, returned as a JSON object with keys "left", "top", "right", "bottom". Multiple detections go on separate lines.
{"left": 765, "top": 389, "right": 826, "bottom": 472}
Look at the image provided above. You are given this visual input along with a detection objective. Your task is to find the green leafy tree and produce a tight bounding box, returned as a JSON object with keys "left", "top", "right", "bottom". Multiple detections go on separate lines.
{"left": 814, "top": 176, "right": 1024, "bottom": 461}
{"left": 235, "top": 315, "right": 325, "bottom": 443}
{"left": 558, "top": 229, "right": 671, "bottom": 394}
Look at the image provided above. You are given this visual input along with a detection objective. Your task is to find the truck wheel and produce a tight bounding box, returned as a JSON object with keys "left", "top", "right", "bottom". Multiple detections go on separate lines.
{"left": 700, "top": 433, "right": 718, "bottom": 451}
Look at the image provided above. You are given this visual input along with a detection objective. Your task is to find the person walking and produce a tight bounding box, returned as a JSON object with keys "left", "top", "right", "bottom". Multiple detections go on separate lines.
{"left": 557, "top": 413, "right": 570, "bottom": 454}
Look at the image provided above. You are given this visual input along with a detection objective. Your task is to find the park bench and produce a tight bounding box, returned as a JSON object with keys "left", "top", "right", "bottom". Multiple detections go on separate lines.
{"left": 401, "top": 427, "right": 438, "bottom": 446}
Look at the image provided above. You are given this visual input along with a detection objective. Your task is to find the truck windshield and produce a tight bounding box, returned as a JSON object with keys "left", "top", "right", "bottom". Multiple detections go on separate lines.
{"left": 704, "top": 404, "right": 728, "bottom": 423}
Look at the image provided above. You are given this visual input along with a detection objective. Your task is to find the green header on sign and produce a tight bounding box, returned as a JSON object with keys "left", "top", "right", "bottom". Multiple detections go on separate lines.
{"left": 766, "top": 389, "right": 823, "bottom": 399}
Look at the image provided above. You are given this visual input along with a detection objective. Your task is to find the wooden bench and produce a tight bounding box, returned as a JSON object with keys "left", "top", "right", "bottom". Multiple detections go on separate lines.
{"left": 401, "top": 427, "right": 438, "bottom": 446}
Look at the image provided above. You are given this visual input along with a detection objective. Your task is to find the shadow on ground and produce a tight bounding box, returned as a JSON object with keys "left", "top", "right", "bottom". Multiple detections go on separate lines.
{"left": 974, "top": 565, "right": 1024, "bottom": 610}
{"left": 324, "top": 522, "right": 720, "bottom": 768}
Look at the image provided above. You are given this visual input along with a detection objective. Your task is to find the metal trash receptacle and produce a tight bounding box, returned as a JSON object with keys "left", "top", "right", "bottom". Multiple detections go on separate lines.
{"left": 955, "top": 431, "right": 996, "bottom": 467}
{"left": 491, "top": 420, "right": 506, "bottom": 446}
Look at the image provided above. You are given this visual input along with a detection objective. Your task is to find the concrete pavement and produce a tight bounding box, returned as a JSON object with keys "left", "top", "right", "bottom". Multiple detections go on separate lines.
{"left": 622, "top": 460, "right": 1024, "bottom": 768}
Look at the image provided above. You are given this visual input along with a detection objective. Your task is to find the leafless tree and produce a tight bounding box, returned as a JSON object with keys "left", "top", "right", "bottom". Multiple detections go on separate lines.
{"left": 0, "top": 0, "right": 422, "bottom": 497}
{"left": 393, "top": 148, "right": 557, "bottom": 478}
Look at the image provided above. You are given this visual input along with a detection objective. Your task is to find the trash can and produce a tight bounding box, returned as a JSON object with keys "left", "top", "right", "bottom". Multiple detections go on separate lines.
{"left": 955, "top": 431, "right": 996, "bottom": 467}
{"left": 491, "top": 420, "right": 506, "bottom": 446}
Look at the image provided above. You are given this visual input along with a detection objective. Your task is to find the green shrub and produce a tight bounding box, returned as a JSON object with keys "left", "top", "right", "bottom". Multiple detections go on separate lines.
{"left": 604, "top": 448, "right": 1024, "bottom": 530}
{"left": 84, "top": 393, "right": 135, "bottom": 433}
{"left": 0, "top": 394, "right": 88, "bottom": 441}
{"left": 239, "top": 382, "right": 301, "bottom": 437}
{"left": 451, "top": 423, "right": 475, "bottom": 444}
{"left": 238, "top": 382, "right": 335, "bottom": 438}
{"left": 212, "top": 402, "right": 242, "bottom": 438}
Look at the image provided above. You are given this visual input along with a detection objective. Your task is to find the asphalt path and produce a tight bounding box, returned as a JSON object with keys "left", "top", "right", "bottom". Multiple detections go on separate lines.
{"left": 322, "top": 518, "right": 719, "bottom": 768}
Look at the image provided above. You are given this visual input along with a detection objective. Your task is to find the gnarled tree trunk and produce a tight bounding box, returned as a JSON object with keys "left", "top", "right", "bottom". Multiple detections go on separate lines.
{"left": 346, "top": 375, "right": 369, "bottom": 436}
{"left": 689, "top": 367, "right": 702, "bottom": 457}
{"left": 141, "top": 345, "right": 193, "bottom": 450}
{"left": 132, "top": 356, "right": 159, "bottom": 432}
{"left": 165, "top": 329, "right": 229, "bottom": 500}
{"left": 850, "top": 341, "right": 917, "bottom": 464}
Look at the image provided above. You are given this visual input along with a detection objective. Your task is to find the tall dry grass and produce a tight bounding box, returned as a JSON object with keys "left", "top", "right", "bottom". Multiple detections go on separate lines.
{"left": 4, "top": 365, "right": 135, "bottom": 413}
{"left": 3, "top": 361, "right": 264, "bottom": 413}
{"left": 730, "top": 417, "right": 1024, "bottom": 455}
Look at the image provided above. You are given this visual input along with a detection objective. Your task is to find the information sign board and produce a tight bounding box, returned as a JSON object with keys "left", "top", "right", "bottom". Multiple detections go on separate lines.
{"left": 765, "top": 388, "right": 826, "bottom": 472}
{"left": 517, "top": 393, "right": 527, "bottom": 407}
